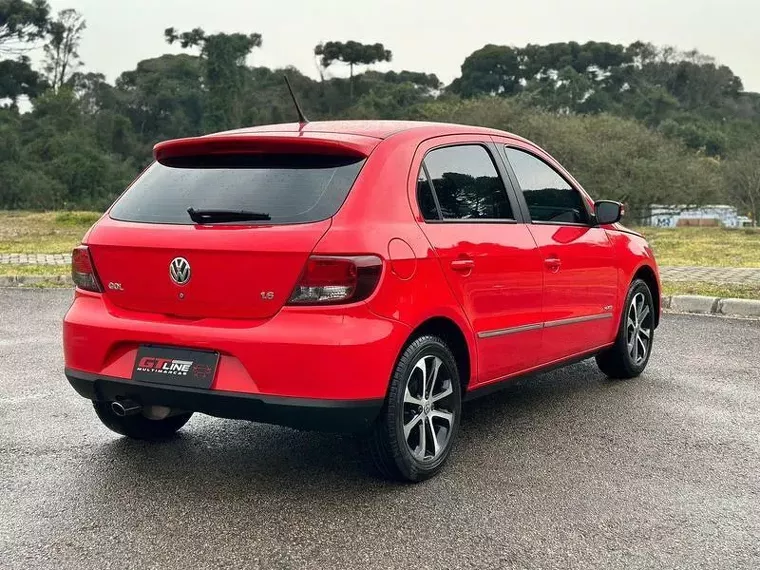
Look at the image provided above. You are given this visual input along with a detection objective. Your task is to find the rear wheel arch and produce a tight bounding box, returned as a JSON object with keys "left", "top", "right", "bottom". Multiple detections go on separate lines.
{"left": 632, "top": 265, "right": 660, "bottom": 328}
{"left": 402, "top": 316, "right": 472, "bottom": 395}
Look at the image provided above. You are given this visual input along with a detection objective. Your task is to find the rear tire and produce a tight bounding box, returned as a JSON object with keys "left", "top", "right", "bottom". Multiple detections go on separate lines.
{"left": 596, "top": 278, "right": 655, "bottom": 379}
{"left": 369, "top": 335, "right": 462, "bottom": 482}
{"left": 93, "top": 401, "right": 193, "bottom": 440}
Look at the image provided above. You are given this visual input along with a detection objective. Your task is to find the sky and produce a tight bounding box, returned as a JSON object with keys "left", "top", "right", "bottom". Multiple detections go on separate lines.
{"left": 46, "top": 0, "right": 760, "bottom": 92}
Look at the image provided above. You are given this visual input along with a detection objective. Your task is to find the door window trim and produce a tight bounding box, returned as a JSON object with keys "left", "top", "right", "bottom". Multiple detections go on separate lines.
{"left": 498, "top": 143, "right": 595, "bottom": 227}
{"left": 417, "top": 163, "right": 443, "bottom": 221}
{"left": 415, "top": 142, "right": 521, "bottom": 225}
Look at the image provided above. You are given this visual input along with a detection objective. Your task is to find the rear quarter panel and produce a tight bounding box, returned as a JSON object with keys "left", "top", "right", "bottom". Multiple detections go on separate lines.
{"left": 316, "top": 131, "right": 479, "bottom": 384}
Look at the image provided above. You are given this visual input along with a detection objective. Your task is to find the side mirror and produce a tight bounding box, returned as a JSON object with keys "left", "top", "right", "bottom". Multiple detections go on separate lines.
{"left": 594, "top": 200, "right": 623, "bottom": 225}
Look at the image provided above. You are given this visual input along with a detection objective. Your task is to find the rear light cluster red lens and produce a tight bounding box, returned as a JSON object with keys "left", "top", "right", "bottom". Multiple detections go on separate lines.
{"left": 71, "top": 246, "right": 102, "bottom": 292}
{"left": 287, "top": 255, "right": 382, "bottom": 305}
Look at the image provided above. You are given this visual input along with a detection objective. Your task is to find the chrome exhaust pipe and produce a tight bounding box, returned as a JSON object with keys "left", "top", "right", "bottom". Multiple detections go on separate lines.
{"left": 111, "top": 399, "right": 141, "bottom": 417}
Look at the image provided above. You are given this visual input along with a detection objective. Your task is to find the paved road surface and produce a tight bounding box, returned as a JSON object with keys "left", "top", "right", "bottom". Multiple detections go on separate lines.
{"left": 1, "top": 289, "right": 758, "bottom": 569}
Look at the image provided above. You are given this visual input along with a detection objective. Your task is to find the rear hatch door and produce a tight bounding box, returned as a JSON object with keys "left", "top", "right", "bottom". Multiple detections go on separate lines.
{"left": 87, "top": 134, "right": 375, "bottom": 319}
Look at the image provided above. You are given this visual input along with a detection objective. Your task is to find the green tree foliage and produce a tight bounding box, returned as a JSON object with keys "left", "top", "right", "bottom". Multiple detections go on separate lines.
{"left": 0, "top": 0, "right": 49, "bottom": 107}
{"left": 315, "top": 40, "right": 392, "bottom": 99}
{"left": 629, "top": 43, "right": 743, "bottom": 111}
{"left": 723, "top": 145, "right": 760, "bottom": 226}
{"left": 450, "top": 41, "right": 631, "bottom": 105}
{"left": 0, "top": 15, "right": 758, "bottom": 221}
{"left": 0, "top": 0, "right": 49, "bottom": 53}
{"left": 413, "top": 97, "right": 724, "bottom": 219}
{"left": 43, "top": 8, "right": 85, "bottom": 92}
{"left": 341, "top": 70, "right": 442, "bottom": 118}
{"left": 115, "top": 54, "right": 204, "bottom": 142}
{"left": 315, "top": 40, "right": 392, "bottom": 78}
{"left": 0, "top": 89, "right": 134, "bottom": 209}
{"left": 0, "top": 55, "right": 43, "bottom": 104}
{"left": 450, "top": 41, "right": 760, "bottom": 159}
{"left": 448, "top": 44, "right": 522, "bottom": 97}
{"left": 165, "top": 27, "right": 262, "bottom": 131}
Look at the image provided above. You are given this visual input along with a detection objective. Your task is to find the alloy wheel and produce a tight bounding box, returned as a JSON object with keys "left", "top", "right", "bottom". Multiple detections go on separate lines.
{"left": 626, "top": 292, "right": 652, "bottom": 365}
{"left": 402, "top": 355, "right": 456, "bottom": 462}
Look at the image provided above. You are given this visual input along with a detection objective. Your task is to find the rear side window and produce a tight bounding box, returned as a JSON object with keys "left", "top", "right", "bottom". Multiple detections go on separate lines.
{"left": 109, "top": 154, "right": 366, "bottom": 225}
{"left": 504, "top": 147, "right": 589, "bottom": 224}
{"left": 423, "top": 145, "right": 513, "bottom": 220}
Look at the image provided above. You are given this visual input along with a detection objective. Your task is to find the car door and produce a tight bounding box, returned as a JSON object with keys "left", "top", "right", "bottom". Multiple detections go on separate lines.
{"left": 496, "top": 140, "right": 618, "bottom": 363}
{"left": 412, "top": 137, "right": 544, "bottom": 384}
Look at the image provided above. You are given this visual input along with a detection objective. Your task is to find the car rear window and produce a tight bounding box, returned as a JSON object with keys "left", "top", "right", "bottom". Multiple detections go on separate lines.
{"left": 109, "top": 153, "right": 366, "bottom": 225}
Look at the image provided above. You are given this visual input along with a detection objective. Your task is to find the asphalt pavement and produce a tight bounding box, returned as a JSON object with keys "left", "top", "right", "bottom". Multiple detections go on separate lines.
{"left": 1, "top": 289, "right": 758, "bottom": 570}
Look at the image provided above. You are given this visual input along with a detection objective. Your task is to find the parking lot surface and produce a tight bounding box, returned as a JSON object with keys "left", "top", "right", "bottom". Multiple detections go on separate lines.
{"left": 1, "top": 289, "right": 758, "bottom": 569}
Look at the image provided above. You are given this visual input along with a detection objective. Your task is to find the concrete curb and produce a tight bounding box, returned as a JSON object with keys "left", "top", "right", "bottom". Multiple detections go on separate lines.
{"left": 663, "top": 295, "right": 760, "bottom": 318}
{"left": 2, "top": 277, "right": 760, "bottom": 318}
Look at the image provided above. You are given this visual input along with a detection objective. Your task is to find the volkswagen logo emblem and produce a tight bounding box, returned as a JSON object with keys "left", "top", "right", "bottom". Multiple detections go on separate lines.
{"left": 169, "top": 257, "right": 191, "bottom": 285}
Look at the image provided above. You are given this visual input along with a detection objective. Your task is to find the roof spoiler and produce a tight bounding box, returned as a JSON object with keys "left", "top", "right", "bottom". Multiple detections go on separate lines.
{"left": 153, "top": 134, "right": 372, "bottom": 165}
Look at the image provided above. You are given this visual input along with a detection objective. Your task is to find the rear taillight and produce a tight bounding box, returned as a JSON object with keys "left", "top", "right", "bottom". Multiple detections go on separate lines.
{"left": 71, "top": 246, "right": 102, "bottom": 292}
{"left": 287, "top": 255, "right": 382, "bottom": 306}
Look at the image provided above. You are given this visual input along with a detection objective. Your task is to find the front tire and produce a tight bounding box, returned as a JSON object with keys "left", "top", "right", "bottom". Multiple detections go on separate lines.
{"left": 596, "top": 278, "right": 655, "bottom": 379}
{"left": 369, "top": 335, "right": 462, "bottom": 482}
{"left": 93, "top": 401, "right": 193, "bottom": 440}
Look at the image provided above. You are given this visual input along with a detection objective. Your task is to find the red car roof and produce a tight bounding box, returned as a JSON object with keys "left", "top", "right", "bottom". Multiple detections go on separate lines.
{"left": 154, "top": 120, "right": 529, "bottom": 163}
{"left": 215, "top": 120, "right": 518, "bottom": 140}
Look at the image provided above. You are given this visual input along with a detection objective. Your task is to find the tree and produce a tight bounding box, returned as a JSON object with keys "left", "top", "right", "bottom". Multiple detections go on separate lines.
{"left": 0, "top": 88, "right": 136, "bottom": 210}
{"left": 450, "top": 41, "right": 634, "bottom": 105}
{"left": 165, "top": 27, "right": 262, "bottom": 131}
{"left": 449, "top": 44, "right": 522, "bottom": 97}
{"left": 0, "top": 55, "right": 43, "bottom": 105}
{"left": 724, "top": 146, "right": 760, "bottom": 226}
{"left": 0, "top": 0, "right": 49, "bottom": 53}
{"left": 342, "top": 71, "right": 443, "bottom": 119}
{"left": 624, "top": 43, "right": 744, "bottom": 113}
{"left": 383, "top": 71, "right": 441, "bottom": 90}
{"left": 314, "top": 41, "right": 392, "bottom": 99}
{"left": 43, "top": 8, "right": 85, "bottom": 92}
{"left": 411, "top": 96, "right": 723, "bottom": 218}
{"left": 0, "top": 23, "right": 758, "bottom": 213}
{"left": 449, "top": 40, "right": 760, "bottom": 156}
{"left": 0, "top": 0, "right": 48, "bottom": 107}
{"left": 116, "top": 54, "right": 204, "bottom": 141}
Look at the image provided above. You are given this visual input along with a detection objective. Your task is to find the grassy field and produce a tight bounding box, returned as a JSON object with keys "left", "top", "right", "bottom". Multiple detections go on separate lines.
{"left": 0, "top": 211, "right": 100, "bottom": 254}
{"left": 636, "top": 226, "right": 760, "bottom": 267}
{"left": 661, "top": 281, "right": 760, "bottom": 300}
{"left": 1, "top": 211, "right": 759, "bottom": 263}
{"left": 0, "top": 264, "right": 71, "bottom": 277}
{"left": 1, "top": 212, "right": 759, "bottom": 297}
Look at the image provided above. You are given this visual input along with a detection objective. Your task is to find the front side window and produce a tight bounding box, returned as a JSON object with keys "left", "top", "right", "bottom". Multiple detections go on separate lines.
{"left": 505, "top": 147, "right": 589, "bottom": 224}
{"left": 423, "top": 145, "right": 513, "bottom": 220}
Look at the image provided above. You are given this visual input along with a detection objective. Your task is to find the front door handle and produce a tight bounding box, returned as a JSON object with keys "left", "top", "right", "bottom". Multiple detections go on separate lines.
{"left": 450, "top": 259, "right": 475, "bottom": 272}
{"left": 544, "top": 257, "right": 561, "bottom": 273}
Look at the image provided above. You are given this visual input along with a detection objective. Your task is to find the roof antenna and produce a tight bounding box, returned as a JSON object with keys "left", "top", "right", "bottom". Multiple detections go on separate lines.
{"left": 283, "top": 74, "right": 309, "bottom": 126}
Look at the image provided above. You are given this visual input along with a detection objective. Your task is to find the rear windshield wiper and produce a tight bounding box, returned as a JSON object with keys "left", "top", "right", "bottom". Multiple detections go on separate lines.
{"left": 187, "top": 207, "right": 271, "bottom": 224}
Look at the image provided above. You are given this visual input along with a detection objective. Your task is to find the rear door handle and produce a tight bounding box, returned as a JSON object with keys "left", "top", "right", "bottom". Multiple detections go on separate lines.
{"left": 544, "top": 257, "right": 561, "bottom": 273}
{"left": 450, "top": 259, "right": 475, "bottom": 272}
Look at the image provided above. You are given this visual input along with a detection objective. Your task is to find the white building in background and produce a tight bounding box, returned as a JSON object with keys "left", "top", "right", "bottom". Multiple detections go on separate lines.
{"left": 647, "top": 204, "right": 753, "bottom": 228}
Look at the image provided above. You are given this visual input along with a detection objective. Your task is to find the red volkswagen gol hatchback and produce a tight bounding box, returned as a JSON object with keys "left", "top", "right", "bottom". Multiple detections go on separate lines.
{"left": 63, "top": 120, "right": 661, "bottom": 481}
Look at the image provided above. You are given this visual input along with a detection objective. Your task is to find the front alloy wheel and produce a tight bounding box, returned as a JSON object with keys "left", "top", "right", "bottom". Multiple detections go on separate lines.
{"left": 626, "top": 291, "right": 653, "bottom": 366}
{"left": 369, "top": 335, "right": 462, "bottom": 482}
{"left": 596, "top": 278, "right": 655, "bottom": 379}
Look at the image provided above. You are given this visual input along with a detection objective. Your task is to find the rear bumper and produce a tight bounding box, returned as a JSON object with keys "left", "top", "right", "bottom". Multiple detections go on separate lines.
{"left": 66, "top": 369, "right": 383, "bottom": 432}
{"left": 63, "top": 291, "right": 411, "bottom": 401}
